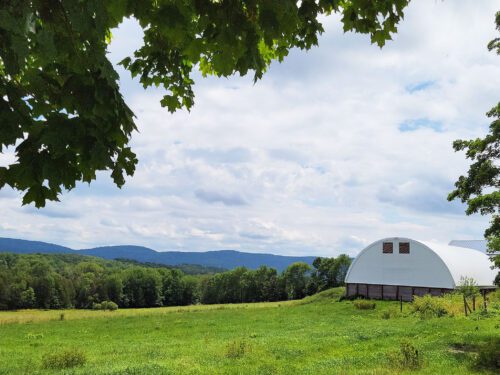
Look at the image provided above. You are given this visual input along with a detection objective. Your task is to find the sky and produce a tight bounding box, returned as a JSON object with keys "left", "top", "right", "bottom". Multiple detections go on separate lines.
{"left": 1, "top": 1, "right": 499, "bottom": 256}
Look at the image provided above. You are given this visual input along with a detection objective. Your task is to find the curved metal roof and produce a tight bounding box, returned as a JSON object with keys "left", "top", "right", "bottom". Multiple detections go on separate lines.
{"left": 448, "top": 240, "right": 487, "bottom": 253}
{"left": 420, "top": 241, "right": 496, "bottom": 288}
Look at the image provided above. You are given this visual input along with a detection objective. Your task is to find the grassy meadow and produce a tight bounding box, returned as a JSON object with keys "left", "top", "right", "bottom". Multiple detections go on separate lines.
{"left": 0, "top": 288, "right": 498, "bottom": 374}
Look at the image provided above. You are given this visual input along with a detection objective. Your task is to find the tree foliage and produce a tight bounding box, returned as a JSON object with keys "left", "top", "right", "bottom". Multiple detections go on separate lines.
{"left": 0, "top": 252, "right": 350, "bottom": 309}
{"left": 0, "top": 0, "right": 410, "bottom": 206}
{"left": 448, "top": 11, "right": 500, "bottom": 275}
{"left": 199, "top": 254, "right": 351, "bottom": 304}
{"left": 310, "top": 254, "right": 351, "bottom": 291}
{"left": 456, "top": 276, "right": 479, "bottom": 299}
{"left": 283, "top": 262, "right": 311, "bottom": 299}
{"left": 0, "top": 252, "right": 198, "bottom": 309}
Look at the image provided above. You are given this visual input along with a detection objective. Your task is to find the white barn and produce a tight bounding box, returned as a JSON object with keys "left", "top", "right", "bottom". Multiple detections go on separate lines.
{"left": 345, "top": 237, "right": 497, "bottom": 301}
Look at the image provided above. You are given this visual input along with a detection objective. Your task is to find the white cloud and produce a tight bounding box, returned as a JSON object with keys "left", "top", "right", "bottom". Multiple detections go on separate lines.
{"left": 1, "top": 0, "right": 498, "bottom": 256}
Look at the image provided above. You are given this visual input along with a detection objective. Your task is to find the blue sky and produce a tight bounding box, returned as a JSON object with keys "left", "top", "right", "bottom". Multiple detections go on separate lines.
{"left": 1, "top": 1, "right": 499, "bottom": 256}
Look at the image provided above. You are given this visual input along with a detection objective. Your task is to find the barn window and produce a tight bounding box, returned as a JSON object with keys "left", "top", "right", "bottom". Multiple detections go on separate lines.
{"left": 382, "top": 242, "right": 393, "bottom": 253}
{"left": 399, "top": 242, "right": 410, "bottom": 254}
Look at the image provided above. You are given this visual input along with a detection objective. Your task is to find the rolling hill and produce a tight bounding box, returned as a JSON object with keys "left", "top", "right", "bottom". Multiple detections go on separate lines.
{"left": 0, "top": 237, "right": 316, "bottom": 271}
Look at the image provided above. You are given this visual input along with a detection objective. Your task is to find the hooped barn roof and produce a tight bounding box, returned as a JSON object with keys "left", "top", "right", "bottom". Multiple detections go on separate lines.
{"left": 345, "top": 237, "right": 497, "bottom": 289}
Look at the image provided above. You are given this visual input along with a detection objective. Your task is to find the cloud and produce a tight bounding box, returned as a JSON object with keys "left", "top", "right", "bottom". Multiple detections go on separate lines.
{"left": 268, "top": 149, "right": 309, "bottom": 165}
{"left": 336, "top": 236, "right": 369, "bottom": 255}
{"left": 0, "top": 1, "right": 498, "bottom": 256}
{"left": 195, "top": 189, "right": 248, "bottom": 206}
{"left": 239, "top": 231, "right": 272, "bottom": 240}
{"left": 377, "top": 179, "right": 465, "bottom": 215}
{"left": 399, "top": 118, "right": 444, "bottom": 132}
{"left": 185, "top": 147, "right": 252, "bottom": 164}
{"left": 22, "top": 206, "right": 81, "bottom": 219}
{"left": 405, "top": 80, "right": 436, "bottom": 93}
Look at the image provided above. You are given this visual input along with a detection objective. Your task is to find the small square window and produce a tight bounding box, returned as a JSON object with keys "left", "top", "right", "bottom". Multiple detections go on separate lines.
{"left": 399, "top": 242, "right": 410, "bottom": 254}
{"left": 382, "top": 242, "right": 393, "bottom": 253}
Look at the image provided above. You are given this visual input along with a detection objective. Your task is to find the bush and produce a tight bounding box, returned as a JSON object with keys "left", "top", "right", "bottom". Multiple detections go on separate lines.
{"left": 42, "top": 348, "right": 86, "bottom": 369}
{"left": 26, "top": 333, "right": 44, "bottom": 340}
{"left": 353, "top": 300, "right": 376, "bottom": 310}
{"left": 92, "top": 301, "right": 118, "bottom": 311}
{"left": 474, "top": 337, "right": 500, "bottom": 370}
{"left": 92, "top": 302, "right": 102, "bottom": 310}
{"left": 387, "top": 340, "right": 423, "bottom": 370}
{"left": 381, "top": 311, "right": 391, "bottom": 319}
{"left": 224, "top": 340, "right": 248, "bottom": 359}
{"left": 457, "top": 276, "right": 479, "bottom": 298}
{"left": 489, "top": 289, "right": 500, "bottom": 310}
{"left": 101, "top": 301, "right": 119, "bottom": 311}
{"left": 411, "top": 295, "right": 448, "bottom": 318}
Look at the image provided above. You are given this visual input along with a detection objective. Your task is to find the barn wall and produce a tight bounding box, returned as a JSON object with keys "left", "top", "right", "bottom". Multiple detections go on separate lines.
{"left": 368, "top": 284, "right": 382, "bottom": 299}
{"left": 345, "top": 283, "right": 453, "bottom": 301}
{"left": 382, "top": 285, "right": 397, "bottom": 300}
{"left": 399, "top": 286, "right": 413, "bottom": 302}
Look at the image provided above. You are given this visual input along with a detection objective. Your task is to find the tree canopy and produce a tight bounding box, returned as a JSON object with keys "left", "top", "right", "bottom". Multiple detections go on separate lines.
{"left": 448, "top": 11, "right": 500, "bottom": 275}
{"left": 0, "top": 0, "right": 410, "bottom": 206}
{"left": 0, "top": 251, "right": 350, "bottom": 309}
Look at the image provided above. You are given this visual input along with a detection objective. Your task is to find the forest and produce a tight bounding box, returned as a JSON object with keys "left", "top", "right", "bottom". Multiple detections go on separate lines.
{"left": 0, "top": 253, "right": 351, "bottom": 310}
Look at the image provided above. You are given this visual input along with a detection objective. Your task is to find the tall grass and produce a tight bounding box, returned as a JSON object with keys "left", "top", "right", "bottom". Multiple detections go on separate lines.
{"left": 412, "top": 293, "right": 490, "bottom": 318}
{"left": 0, "top": 300, "right": 295, "bottom": 325}
{"left": 353, "top": 300, "right": 376, "bottom": 310}
{"left": 42, "top": 348, "right": 86, "bottom": 369}
{"left": 386, "top": 340, "right": 423, "bottom": 370}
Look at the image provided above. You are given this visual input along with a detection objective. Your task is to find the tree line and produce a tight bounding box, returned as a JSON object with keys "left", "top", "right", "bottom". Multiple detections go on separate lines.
{"left": 0, "top": 253, "right": 351, "bottom": 310}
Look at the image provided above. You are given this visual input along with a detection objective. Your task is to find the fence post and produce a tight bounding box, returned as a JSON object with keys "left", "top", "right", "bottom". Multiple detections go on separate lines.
{"left": 400, "top": 295, "right": 403, "bottom": 312}
{"left": 463, "top": 295, "right": 468, "bottom": 317}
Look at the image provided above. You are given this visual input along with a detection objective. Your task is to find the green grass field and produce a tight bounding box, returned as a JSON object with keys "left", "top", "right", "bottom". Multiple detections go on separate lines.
{"left": 0, "top": 288, "right": 498, "bottom": 374}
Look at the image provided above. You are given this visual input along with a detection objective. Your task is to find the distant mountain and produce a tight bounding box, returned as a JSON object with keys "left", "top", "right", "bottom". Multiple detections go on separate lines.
{"left": 0, "top": 237, "right": 74, "bottom": 254}
{"left": 0, "top": 238, "right": 316, "bottom": 271}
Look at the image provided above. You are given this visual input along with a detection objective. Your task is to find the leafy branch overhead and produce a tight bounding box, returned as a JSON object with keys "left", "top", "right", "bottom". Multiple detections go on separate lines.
{"left": 0, "top": 0, "right": 410, "bottom": 207}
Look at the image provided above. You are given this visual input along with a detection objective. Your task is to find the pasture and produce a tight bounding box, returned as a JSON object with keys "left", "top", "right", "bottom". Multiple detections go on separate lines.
{"left": 0, "top": 289, "right": 498, "bottom": 374}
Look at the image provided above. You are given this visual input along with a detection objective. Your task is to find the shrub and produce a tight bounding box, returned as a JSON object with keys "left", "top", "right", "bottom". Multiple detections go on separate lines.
{"left": 92, "top": 302, "right": 102, "bottom": 310}
{"left": 387, "top": 340, "right": 423, "bottom": 370}
{"left": 457, "top": 276, "right": 479, "bottom": 298}
{"left": 92, "top": 301, "right": 118, "bottom": 311}
{"left": 353, "top": 300, "right": 376, "bottom": 310}
{"left": 224, "top": 340, "right": 247, "bottom": 359}
{"left": 411, "top": 295, "right": 448, "bottom": 318}
{"left": 489, "top": 289, "right": 500, "bottom": 310}
{"left": 26, "top": 333, "right": 44, "bottom": 340}
{"left": 42, "top": 348, "right": 86, "bottom": 369}
{"left": 101, "top": 301, "right": 119, "bottom": 311}
{"left": 474, "top": 337, "right": 500, "bottom": 370}
{"left": 381, "top": 311, "right": 391, "bottom": 320}
{"left": 490, "top": 289, "right": 500, "bottom": 303}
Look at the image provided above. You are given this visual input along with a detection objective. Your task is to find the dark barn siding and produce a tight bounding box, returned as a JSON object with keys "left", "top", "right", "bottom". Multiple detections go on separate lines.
{"left": 368, "top": 284, "right": 382, "bottom": 299}
{"left": 358, "top": 284, "right": 367, "bottom": 296}
{"left": 430, "top": 288, "right": 443, "bottom": 297}
{"left": 347, "top": 284, "right": 357, "bottom": 296}
{"left": 414, "top": 287, "right": 430, "bottom": 297}
{"left": 399, "top": 286, "right": 413, "bottom": 302}
{"left": 382, "top": 285, "right": 397, "bottom": 300}
{"left": 346, "top": 283, "right": 453, "bottom": 301}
